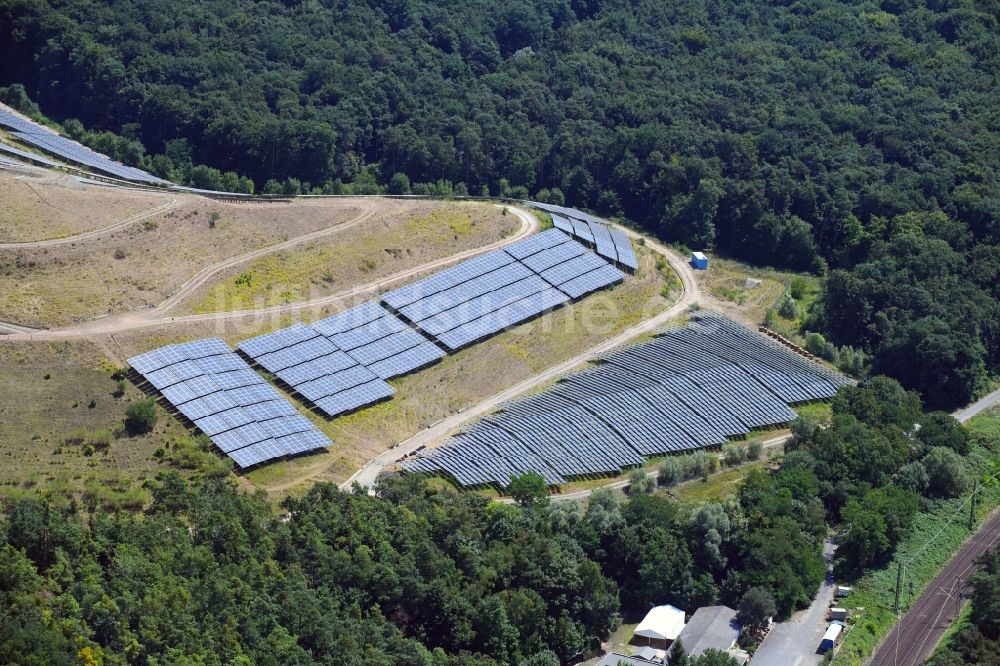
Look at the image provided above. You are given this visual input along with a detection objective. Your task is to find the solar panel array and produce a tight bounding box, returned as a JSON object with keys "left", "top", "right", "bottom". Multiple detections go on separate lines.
{"left": 402, "top": 312, "right": 853, "bottom": 488}
{"left": 527, "top": 201, "right": 639, "bottom": 272}
{"left": 0, "top": 109, "right": 167, "bottom": 185}
{"left": 383, "top": 229, "right": 625, "bottom": 351}
{"left": 127, "top": 338, "right": 332, "bottom": 468}
{"left": 237, "top": 302, "right": 444, "bottom": 417}
{"left": 0, "top": 141, "right": 60, "bottom": 168}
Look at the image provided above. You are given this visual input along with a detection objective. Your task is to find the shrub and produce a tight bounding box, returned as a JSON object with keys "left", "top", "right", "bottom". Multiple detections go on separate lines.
{"left": 629, "top": 469, "right": 656, "bottom": 494}
{"left": 923, "top": 447, "right": 970, "bottom": 498}
{"left": 789, "top": 277, "right": 808, "bottom": 300}
{"left": 747, "top": 439, "right": 764, "bottom": 461}
{"left": 777, "top": 293, "right": 798, "bottom": 319}
{"left": 124, "top": 398, "right": 157, "bottom": 435}
{"left": 723, "top": 444, "right": 746, "bottom": 466}
{"left": 659, "top": 458, "right": 683, "bottom": 486}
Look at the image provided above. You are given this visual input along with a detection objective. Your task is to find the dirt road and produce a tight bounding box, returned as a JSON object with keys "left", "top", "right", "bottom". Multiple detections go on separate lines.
{"left": 0, "top": 197, "right": 180, "bottom": 249}
{"left": 340, "top": 224, "right": 700, "bottom": 491}
{"left": 1, "top": 203, "right": 537, "bottom": 341}
{"left": 866, "top": 511, "right": 1000, "bottom": 666}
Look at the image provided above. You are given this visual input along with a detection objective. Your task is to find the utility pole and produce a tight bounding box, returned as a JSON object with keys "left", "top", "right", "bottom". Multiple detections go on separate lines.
{"left": 893, "top": 561, "right": 905, "bottom": 614}
{"left": 969, "top": 481, "right": 978, "bottom": 530}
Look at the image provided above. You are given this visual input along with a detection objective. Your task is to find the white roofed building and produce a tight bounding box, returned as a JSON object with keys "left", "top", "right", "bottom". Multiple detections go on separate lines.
{"left": 633, "top": 604, "right": 686, "bottom": 649}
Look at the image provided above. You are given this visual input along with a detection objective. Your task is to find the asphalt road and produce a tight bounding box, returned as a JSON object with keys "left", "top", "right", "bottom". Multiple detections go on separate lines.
{"left": 752, "top": 540, "right": 837, "bottom": 666}
{"left": 864, "top": 511, "right": 1000, "bottom": 666}
{"left": 953, "top": 385, "right": 1000, "bottom": 423}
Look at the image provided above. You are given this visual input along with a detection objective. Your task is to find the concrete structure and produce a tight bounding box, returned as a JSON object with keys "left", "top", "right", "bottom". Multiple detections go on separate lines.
{"left": 634, "top": 605, "right": 686, "bottom": 649}
{"left": 691, "top": 251, "right": 709, "bottom": 270}
{"left": 820, "top": 622, "right": 844, "bottom": 652}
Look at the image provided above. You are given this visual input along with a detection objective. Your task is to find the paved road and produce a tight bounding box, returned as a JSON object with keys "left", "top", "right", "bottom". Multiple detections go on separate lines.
{"left": 865, "top": 511, "right": 1000, "bottom": 666}
{"left": 341, "top": 223, "right": 700, "bottom": 492}
{"left": 752, "top": 540, "right": 837, "bottom": 666}
{"left": 953, "top": 386, "right": 1000, "bottom": 423}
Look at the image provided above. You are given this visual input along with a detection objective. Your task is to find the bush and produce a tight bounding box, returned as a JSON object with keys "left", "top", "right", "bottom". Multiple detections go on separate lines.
{"left": 923, "top": 447, "right": 970, "bottom": 498}
{"left": 124, "top": 398, "right": 158, "bottom": 435}
{"left": 723, "top": 444, "right": 746, "bottom": 466}
{"left": 777, "top": 293, "right": 799, "bottom": 319}
{"left": 658, "top": 459, "right": 683, "bottom": 486}
{"left": 747, "top": 439, "right": 764, "bottom": 461}
{"left": 789, "top": 277, "right": 808, "bottom": 300}
{"left": 895, "top": 461, "right": 929, "bottom": 494}
{"left": 805, "top": 332, "right": 839, "bottom": 363}
{"left": 629, "top": 469, "right": 656, "bottom": 494}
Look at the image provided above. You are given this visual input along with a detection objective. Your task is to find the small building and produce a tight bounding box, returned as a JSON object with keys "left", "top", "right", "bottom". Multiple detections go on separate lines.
{"left": 820, "top": 622, "right": 844, "bottom": 652}
{"left": 691, "top": 251, "right": 709, "bottom": 270}
{"left": 829, "top": 607, "right": 848, "bottom": 621}
{"left": 674, "top": 605, "right": 746, "bottom": 664}
{"left": 836, "top": 586, "right": 853, "bottom": 598}
{"left": 633, "top": 605, "right": 686, "bottom": 649}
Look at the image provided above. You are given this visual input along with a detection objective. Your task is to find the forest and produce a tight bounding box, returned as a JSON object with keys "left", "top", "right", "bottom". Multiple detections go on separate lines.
{"left": 2, "top": 376, "right": 995, "bottom": 665}
{"left": 1, "top": 0, "right": 999, "bottom": 405}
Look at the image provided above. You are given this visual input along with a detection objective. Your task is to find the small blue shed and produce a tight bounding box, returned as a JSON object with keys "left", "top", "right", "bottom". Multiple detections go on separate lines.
{"left": 691, "top": 251, "right": 709, "bottom": 270}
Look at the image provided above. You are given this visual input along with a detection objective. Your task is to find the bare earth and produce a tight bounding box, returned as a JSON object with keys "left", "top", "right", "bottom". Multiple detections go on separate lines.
{"left": 0, "top": 170, "right": 171, "bottom": 243}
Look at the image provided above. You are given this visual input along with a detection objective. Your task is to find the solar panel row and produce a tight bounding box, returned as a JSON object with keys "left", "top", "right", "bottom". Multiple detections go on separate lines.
{"left": 127, "top": 338, "right": 332, "bottom": 468}
{"left": 526, "top": 201, "right": 639, "bottom": 271}
{"left": 0, "top": 141, "right": 60, "bottom": 168}
{"left": 401, "top": 313, "right": 854, "bottom": 488}
{"left": 237, "top": 301, "right": 445, "bottom": 417}
{"left": 0, "top": 109, "right": 167, "bottom": 184}
{"left": 384, "top": 231, "right": 625, "bottom": 351}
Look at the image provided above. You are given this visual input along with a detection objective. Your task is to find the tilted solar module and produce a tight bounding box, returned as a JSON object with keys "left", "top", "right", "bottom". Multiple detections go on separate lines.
{"left": 0, "top": 142, "right": 61, "bottom": 168}
{"left": 608, "top": 227, "right": 639, "bottom": 271}
{"left": 550, "top": 214, "right": 574, "bottom": 233}
{"left": 588, "top": 221, "right": 618, "bottom": 263}
{"left": 502, "top": 228, "right": 572, "bottom": 260}
{"left": 557, "top": 264, "right": 625, "bottom": 299}
{"left": 382, "top": 250, "right": 514, "bottom": 310}
{"left": 127, "top": 339, "right": 331, "bottom": 468}
{"left": 538, "top": 252, "right": 609, "bottom": 287}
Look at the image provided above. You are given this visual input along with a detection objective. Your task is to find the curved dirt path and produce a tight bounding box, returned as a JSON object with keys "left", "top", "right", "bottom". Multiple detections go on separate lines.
{"left": 0, "top": 197, "right": 180, "bottom": 249}
{"left": 150, "top": 198, "right": 394, "bottom": 315}
{"left": 340, "top": 223, "right": 700, "bottom": 491}
{"left": 2, "top": 203, "right": 538, "bottom": 341}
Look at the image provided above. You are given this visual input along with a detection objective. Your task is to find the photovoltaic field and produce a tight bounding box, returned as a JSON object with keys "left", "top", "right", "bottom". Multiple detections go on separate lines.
{"left": 401, "top": 312, "right": 853, "bottom": 488}
{"left": 128, "top": 227, "right": 631, "bottom": 468}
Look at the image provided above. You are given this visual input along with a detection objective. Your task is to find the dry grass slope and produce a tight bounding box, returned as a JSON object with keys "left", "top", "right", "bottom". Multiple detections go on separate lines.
{"left": 0, "top": 171, "right": 167, "bottom": 242}
{"left": 183, "top": 202, "right": 518, "bottom": 314}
